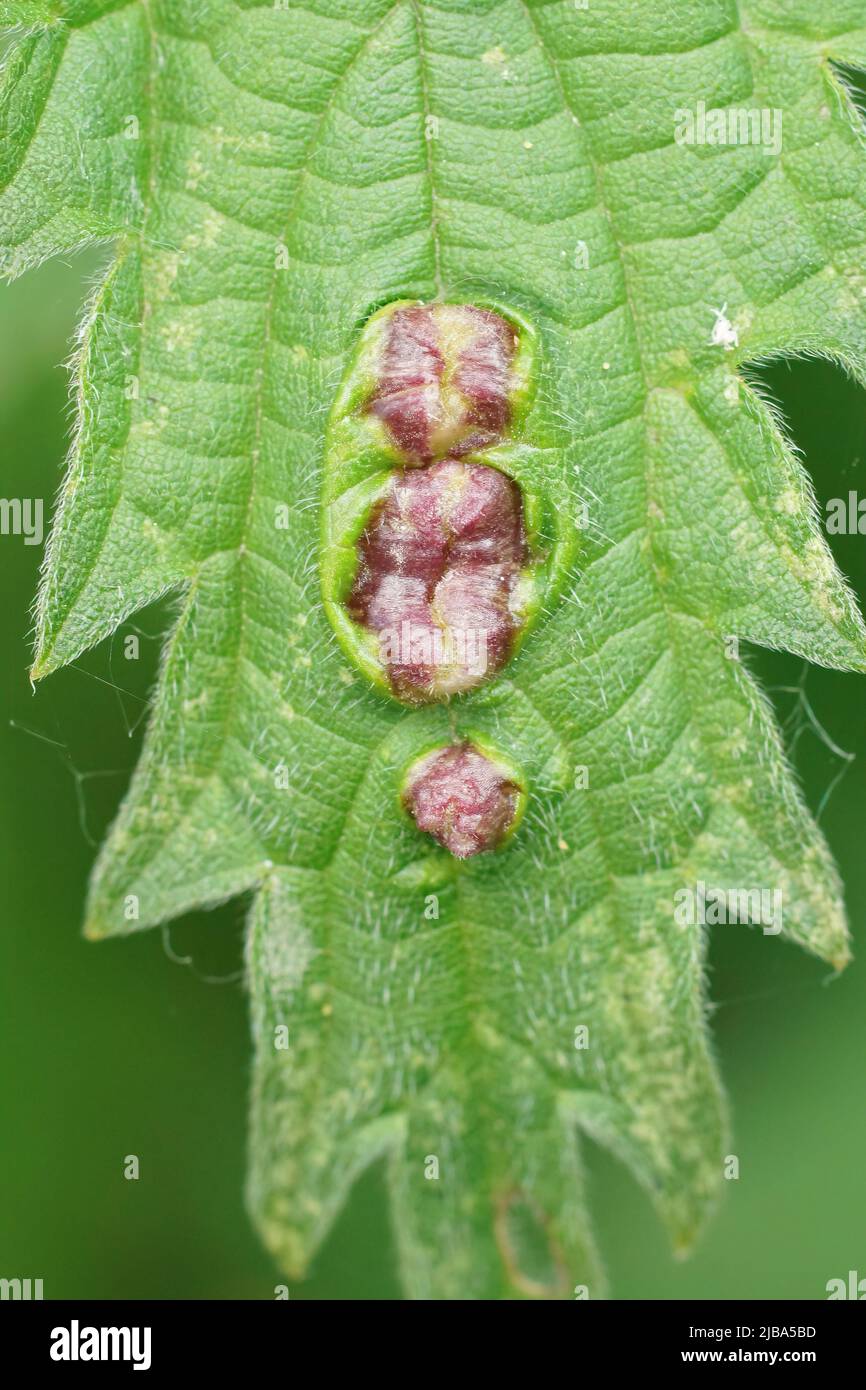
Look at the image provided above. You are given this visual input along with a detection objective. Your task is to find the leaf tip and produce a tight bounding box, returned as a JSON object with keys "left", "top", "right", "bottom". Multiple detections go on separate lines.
{"left": 29, "top": 630, "right": 61, "bottom": 682}
{"left": 668, "top": 1197, "right": 719, "bottom": 1263}
{"left": 251, "top": 1212, "right": 312, "bottom": 1286}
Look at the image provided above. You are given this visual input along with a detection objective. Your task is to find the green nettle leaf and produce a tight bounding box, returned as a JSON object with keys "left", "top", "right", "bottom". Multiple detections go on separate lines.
{"left": 4, "top": 0, "right": 866, "bottom": 1299}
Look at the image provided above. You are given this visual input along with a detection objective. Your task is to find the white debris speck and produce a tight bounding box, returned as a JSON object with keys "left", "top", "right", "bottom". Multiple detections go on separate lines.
{"left": 709, "top": 302, "right": 738, "bottom": 351}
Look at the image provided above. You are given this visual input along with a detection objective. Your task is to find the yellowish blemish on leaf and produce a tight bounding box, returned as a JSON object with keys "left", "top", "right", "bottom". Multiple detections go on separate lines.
{"left": 161, "top": 319, "right": 198, "bottom": 352}
{"left": 774, "top": 486, "right": 800, "bottom": 515}
{"left": 185, "top": 156, "right": 205, "bottom": 191}
{"left": 147, "top": 250, "right": 182, "bottom": 302}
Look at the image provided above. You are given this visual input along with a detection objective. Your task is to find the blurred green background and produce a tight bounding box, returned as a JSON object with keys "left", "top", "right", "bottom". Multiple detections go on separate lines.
{"left": 1, "top": 251, "right": 864, "bottom": 1300}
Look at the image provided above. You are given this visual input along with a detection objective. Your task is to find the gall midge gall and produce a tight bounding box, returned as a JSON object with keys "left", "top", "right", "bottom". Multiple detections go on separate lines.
{"left": 368, "top": 303, "right": 518, "bottom": 464}
{"left": 402, "top": 741, "right": 524, "bottom": 859}
{"left": 347, "top": 458, "right": 527, "bottom": 703}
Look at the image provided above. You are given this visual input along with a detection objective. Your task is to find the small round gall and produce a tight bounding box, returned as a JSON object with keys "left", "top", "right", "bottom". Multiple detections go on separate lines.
{"left": 401, "top": 741, "right": 525, "bottom": 859}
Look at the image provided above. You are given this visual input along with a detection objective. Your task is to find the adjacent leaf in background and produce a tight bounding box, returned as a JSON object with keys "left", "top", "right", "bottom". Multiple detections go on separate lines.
{"left": 3, "top": 0, "right": 866, "bottom": 1297}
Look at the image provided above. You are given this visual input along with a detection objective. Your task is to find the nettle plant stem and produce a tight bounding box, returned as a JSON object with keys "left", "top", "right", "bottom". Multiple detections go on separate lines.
{"left": 321, "top": 299, "right": 574, "bottom": 855}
